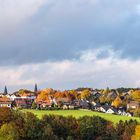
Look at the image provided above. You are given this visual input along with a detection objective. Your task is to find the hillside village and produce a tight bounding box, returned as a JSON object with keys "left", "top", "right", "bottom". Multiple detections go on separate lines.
{"left": 1, "top": 85, "right": 140, "bottom": 117}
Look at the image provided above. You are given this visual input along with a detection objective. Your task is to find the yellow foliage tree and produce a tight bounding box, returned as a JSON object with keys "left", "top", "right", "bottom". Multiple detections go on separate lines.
{"left": 112, "top": 96, "right": 122, "bottom": 108}
{"left": 80, "top": 89, "right": 91, "bottom": 99}
{"left": 102, "top": 87, "right": 110, "bottom": 95}
{"left": 131, "top": 90, "right": 140, "bottom": 101}
{"left": 132, "top": 125, "right": 140, "bottom": 140}
{"left": 69, "top": 90, "right": 78, "bottom": 99}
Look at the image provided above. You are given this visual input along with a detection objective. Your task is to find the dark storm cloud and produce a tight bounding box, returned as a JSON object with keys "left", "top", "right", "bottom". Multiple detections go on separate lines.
{"left": 0, "top": 0, "right": 140, "bottom": 65}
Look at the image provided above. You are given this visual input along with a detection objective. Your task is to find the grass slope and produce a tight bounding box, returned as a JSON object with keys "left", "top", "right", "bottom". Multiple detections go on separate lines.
{"left": 22, "top": 109, "right": 140, "bottom": 124}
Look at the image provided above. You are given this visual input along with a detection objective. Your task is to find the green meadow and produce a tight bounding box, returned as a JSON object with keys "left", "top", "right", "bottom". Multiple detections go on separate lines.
{"left": 22, "top": 109, "right": 140, "bottom": 124}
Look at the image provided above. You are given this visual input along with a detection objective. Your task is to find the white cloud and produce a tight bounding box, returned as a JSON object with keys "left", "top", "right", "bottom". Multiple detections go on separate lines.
{"left": 0, "top": 48, "right": 140, "bottom": 92}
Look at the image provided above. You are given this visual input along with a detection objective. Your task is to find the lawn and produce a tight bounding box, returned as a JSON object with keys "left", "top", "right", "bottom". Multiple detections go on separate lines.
{"left": 22, "top": 109, "right": 140, "bottom": 124}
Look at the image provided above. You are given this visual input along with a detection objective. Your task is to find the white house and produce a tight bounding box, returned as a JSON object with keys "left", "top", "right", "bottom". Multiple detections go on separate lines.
{"left": 106, "top": 108, "right": 115, "bottom": 114}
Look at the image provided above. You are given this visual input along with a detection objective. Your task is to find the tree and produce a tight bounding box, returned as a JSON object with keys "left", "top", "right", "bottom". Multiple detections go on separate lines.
{"left": 69, "top": 90, "right": 78, "bottom": 99}
{"left": 134, "top": 108, "right": 140, "bottom": 117}
{"left": 78, "top": 116, "right": 109, "bottom": 140}
{"left": 132, "top": 125, "right": 140, "bottom": 140}
{"left": 42, "top": 124, "right": 59, "bottom": 140}
{"left": 4, "top": 85, "right": 8, "bottom": 95}
{"left": 31, "top": 101, "right": 37, "bottom": 109}
{"left": 112, "top": 96, "right": 122, "bottom": 108}
{"left": 37, "top": 88, "right": 55, "bottom": 102}
{"left": 0, "top": 107, "right": 14, "bottom": 126}
{"left": 131, "top": 90, "right": 140, "bottom": 101}
{"left": 18, "top": 89, "right": 25, "bottom": 96}
{"left": 0, "top": 122, "right": 19, "bottom": 140}
{"left": 102, "top": 87, "right": 110, "bottom": 95}
{"left": 41, "top": 115, "right": 79, "bottom": 140}
{"left": 116, "top": 120, "right": 137, "bottom": 140}
{"left": 24, "top": 112, "right": 41, "bottom": 140}
{"left": 80, "top": 89, "right": 91, "bottom": 99}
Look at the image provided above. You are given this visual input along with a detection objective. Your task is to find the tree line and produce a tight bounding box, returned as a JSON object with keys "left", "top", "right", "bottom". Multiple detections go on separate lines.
{"left": 0, "top": 107, "right": 138, "bottom": 140}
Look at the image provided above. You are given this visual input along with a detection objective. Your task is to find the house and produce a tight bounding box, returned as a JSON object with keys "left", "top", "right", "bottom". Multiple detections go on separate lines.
{"left": 117, "top": 107, "right": 126, "bottom": 115}
{"left": 36, "top": 100, "right": 52, "bottom": 108}
{"left": 99, "top": 105, "right": 110, "bottom": 113}
{"left": 14, "top": 99, "right": 31, "bottom": 108}
{"left": 72, "top": 99, "right": 80, "bottom": 106}
{"left": 125, "top": 112, "right": 132, "bottom": 117}
{"left": 91, "top": 101, "right": 97, "bottom": 106}
{"left": 0, "top": 93, "right": 4, "bottom": 97}
{"left": 8, "top": 94, "right": 20, "bottom": 101}
{"left": 93, "top": 92, "right": 101, "bottom": 98}
{"left": 69, "top": 105, "right": 75, "bottom": 109}
{"left": 127, "top": 101, "right": 140, "bottom": 110}
{"left": 0, "top": 97, "right": 13, "bottom": 108}
{"left": 80, "top": 100, "right": 89, "bottom": 109}
{"left": 107, "top": 91, "right": 118, "bottom": 100}
{"left": 20, "top": 93, "right": 36, "bottom": 100}
{"left": 94, "top": 104, "right": 101, "bottom": 111}
{"left": 106, "top": 108, "right": 118, "bottom": 114}
{"left": 55, "top": 97, "right": 71, "bottom": 106}
{"left": 63, "top": 105, "right": 68, "bottom": 110}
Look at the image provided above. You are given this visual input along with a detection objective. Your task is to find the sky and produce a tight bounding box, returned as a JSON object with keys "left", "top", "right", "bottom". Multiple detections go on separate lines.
{"left": 0, "top": 0, "right": 140, "bottom": 92}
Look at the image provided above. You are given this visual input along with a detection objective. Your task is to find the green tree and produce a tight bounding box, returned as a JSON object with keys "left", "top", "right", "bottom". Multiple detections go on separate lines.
{"left": 24, "top": 112, "right": 41, "bottom": 140}
{"left": 78, "top": 116, "right": 109, "bottom": 140}
{"left": 41, "top": 115, "right": 79, "bottom": 139}
{"left": 32, "top": 101, "right": 37, "bottom": 109}
{"left": 0, "top": 122, "right": 19, "bottom": 140}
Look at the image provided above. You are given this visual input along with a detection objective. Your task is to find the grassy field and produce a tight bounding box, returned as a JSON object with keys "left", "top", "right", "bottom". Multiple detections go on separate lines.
{"left": 22, "top": 109, "right": 140, "bottom": 124}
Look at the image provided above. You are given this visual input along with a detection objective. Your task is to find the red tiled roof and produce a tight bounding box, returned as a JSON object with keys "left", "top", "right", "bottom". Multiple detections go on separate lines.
{"left": 0, "top": 97, "right": 12, "bottom": 104}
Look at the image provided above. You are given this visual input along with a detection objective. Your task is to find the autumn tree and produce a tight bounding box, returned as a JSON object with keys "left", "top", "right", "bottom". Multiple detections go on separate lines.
{"left": 36, "top": 88, "right": 55, "bottom": 102}
{"left": 132, "top": 125, "right": 140, "bottom": 140}
{"left": 69, "top": 90, "right": 78, "bottom": 99}
{"left": 80, "top": 89, "right": 91, "bottom": 99}
{"left": 0, "top": 122, "right": 19, "bottom": 140}
{"left": 0, "top": 107, "right": 14, "bottom": 126}
{"left": 112, "top": 96, "right": 122, "bottom": 108}
{"left": 131, "top": 90, "right": 140, "bottom": 101}
{"left": 102, "top": 87, "right": 110, "bottom": 95}
{"left": 99, "top": 96, "right": 111, "bottom": 104}
{"left": 55, "top": 91, "right": 75, "bottom": 101}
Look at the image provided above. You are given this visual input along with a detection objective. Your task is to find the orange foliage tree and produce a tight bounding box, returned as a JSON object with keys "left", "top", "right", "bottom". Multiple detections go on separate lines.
{"left": 36, "top": 88, "right": 55, "bottom": 102}
{"left": 55, "top": 91, "right": 75, "bottom": 101}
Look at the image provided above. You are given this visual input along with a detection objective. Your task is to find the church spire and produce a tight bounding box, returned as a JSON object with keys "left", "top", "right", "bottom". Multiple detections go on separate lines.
{"left": 4, "top": 85, "right": 8, "bottom": 95}
{"left": 34, "top": 83, "right": 38, "bottom": 93}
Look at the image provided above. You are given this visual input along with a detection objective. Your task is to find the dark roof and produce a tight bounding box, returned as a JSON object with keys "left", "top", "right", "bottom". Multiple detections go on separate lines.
{"left": 101, "top": 105, "right": 111, "bottom": 111}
